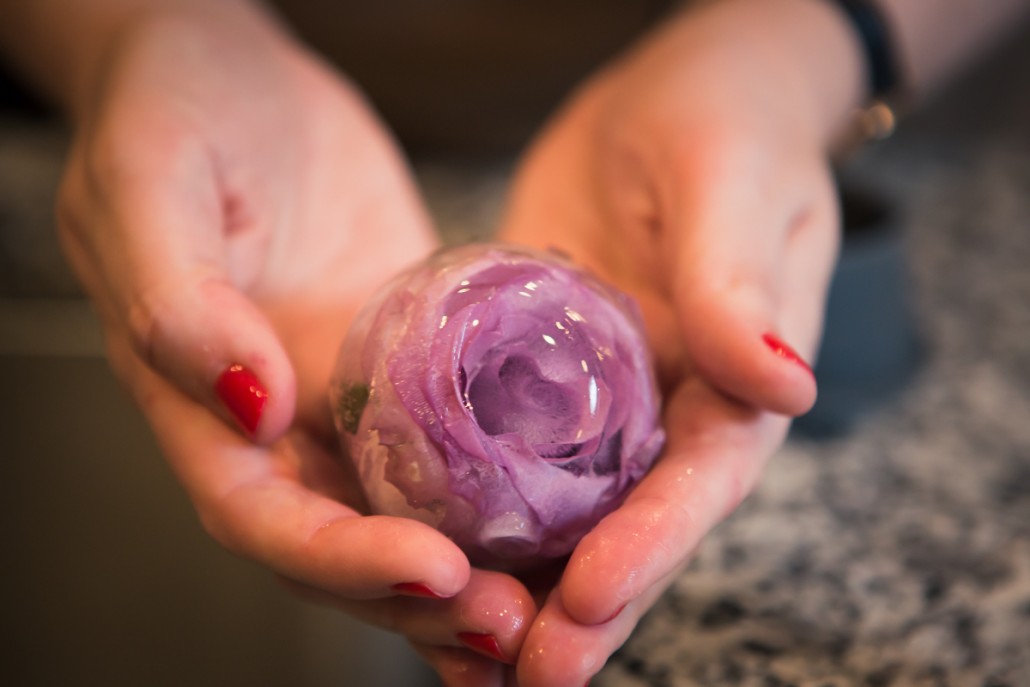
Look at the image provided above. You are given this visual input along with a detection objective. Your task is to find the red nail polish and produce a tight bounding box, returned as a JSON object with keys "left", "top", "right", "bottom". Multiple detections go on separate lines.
{"left": 392, "top": 582, "right": 444, "bottom": 599}
{"left": 215, "top": 364, "right": 268, "bottom": 435}
{"left": 457, "top": 632, "right": 509, "bottom": 663}
{"left": 603, "top": 603, "right": 627, "bottom": 623}
{"left": 762, "top": 333, "right": 813, "bottom": 375}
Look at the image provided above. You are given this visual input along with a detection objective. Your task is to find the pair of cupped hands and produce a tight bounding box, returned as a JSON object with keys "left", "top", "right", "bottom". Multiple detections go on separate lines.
{"left": 58, "top": 1, "right": 859, "bottom": 684}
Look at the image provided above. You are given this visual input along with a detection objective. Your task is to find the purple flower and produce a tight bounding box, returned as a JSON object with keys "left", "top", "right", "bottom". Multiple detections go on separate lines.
{"left": 331, "top": 244, "right": 664, "bottom": 570}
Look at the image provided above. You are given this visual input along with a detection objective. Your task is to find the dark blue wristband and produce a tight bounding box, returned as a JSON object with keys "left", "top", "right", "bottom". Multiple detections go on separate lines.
{"left": 833, "top": 0, "right": 900, "bottom": 99}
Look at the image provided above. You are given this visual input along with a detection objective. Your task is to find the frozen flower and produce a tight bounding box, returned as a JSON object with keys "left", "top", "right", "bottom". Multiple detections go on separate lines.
{"left": 331, "top": 244, "right": 664, "bottom": 570}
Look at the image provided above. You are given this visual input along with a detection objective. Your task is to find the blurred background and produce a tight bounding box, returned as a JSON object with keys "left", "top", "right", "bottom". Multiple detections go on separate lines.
{"left": 2, "top": 2, "right": 1030, "bottom": 686}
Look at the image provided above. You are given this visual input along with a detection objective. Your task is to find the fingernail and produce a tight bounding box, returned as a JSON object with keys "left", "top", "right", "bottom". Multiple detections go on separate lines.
{"left": 392, "top": 582, "right": 445, "bottom": 599}
{"left": 603, "top": 603, "right": 627, "bottom": 623}
{"left": 215, "top": 364, "right": 268, "bottom": 435}
{"left": 457, "top": 632, "right": 509, "bottom": 663}
{"left": 762, "top": 333, "right": 813, "bottom": 375}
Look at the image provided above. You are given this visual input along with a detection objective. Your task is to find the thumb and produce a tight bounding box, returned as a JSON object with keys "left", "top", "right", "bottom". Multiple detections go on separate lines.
{"left": 58, "top": 135, "right": 296, "bottom": 444}
{"left": 665, "top": 174, "right": 839, "bottom": 417}
{"left": 124, "top": 273, "right": 297, "bottom": 443}
{"left": 674, "top": 265, "right": 819, "bottom": 416}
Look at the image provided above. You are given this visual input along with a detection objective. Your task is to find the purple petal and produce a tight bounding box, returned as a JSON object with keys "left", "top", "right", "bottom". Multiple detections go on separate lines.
{"left": 330, "top": 244, "right": 664, "bottom": 570}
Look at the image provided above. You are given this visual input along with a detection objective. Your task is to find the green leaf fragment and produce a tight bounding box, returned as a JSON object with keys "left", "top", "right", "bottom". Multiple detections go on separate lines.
{"left": 337, "top": 383, "right": 370, "bottom": 434}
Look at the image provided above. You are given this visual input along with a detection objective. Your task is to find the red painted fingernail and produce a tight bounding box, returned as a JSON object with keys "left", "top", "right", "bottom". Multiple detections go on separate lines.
{"left": 392, "top": 582, "right": 445, "bottom": 599}
{"left": 457, "top": 632, "right": 509, "bottom": 663}
{"left": 603, "top": 603, "right": 627, "bottom": 623}
{"left": 215, "top": 364, "right": 268, "bottom": 435}
{"left": 762, "top": 333, "right": 813, "bottom": 375}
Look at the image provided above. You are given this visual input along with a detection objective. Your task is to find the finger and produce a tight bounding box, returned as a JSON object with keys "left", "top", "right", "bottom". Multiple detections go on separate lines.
{"left": 412, "top": 644, "right": 508, "bottom": 687}
{"left": 57, "top": 116, "right": 295, "bottom": 443}
{"left": 660, "top": 144, "right": 839, "bottom": 416}
{"left": 115, "top": 336, "right": 472, "bottom": 599}
{"left": 559, "top": 379, "right": 790, "bottom": 626}
{"left": 289, "top": 569, "right": 535, "bottom": 665}
{"left": 516, "top": 568, "right": 677, "bottom": 687}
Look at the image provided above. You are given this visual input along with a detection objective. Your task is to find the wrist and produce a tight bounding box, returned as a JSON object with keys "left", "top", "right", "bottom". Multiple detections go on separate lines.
{"left": 641, "top": 0, "right": 869, "bottom": 151}
{"left": 742, "top": 0, "right": 871, "bottom": 148}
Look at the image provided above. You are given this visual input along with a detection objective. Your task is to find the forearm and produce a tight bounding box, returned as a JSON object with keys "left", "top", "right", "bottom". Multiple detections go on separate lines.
{"left": 0, "top": 0, "right": 271, "bottom": 114}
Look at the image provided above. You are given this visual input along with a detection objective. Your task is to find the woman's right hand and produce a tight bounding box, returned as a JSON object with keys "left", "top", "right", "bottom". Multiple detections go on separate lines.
{"left": 496, "top": 1, "right": 865, "bottom": 682}
{"left": 53, "top": 2, "right": 532, "bottom": 682}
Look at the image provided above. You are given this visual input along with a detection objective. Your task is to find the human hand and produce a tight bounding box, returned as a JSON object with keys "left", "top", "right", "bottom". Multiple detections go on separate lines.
{"left": 54, "top": 1, "right": 533, "bottom": 676}
{"left": 499, "top": 0, "right": 864, "bottom": 682}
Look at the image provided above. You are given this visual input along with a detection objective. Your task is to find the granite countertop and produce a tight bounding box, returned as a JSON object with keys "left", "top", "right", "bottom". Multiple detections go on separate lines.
{"left": 3, "top": 30, "right": 1030, "bottom": 687}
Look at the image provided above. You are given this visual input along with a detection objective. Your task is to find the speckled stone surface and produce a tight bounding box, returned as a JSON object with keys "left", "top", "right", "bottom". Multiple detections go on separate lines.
{"left": 596, "top": 36, "right": 1030, "bottom": 687}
